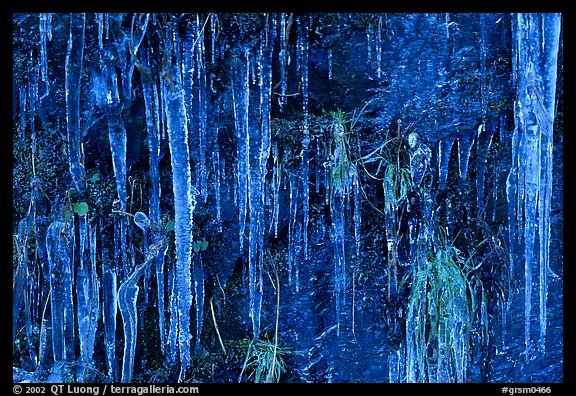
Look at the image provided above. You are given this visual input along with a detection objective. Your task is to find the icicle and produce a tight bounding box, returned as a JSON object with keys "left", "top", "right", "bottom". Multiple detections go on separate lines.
{"left": 330, "top": 175, "right": 346, "bottom": 337}
{"left": 110, "top": 39, "right": 131, "bottom": 277}
{"left": 408, "top": 133, "right": 432, "bottom": 188}
{"left": 288, "top": 173, "right": 299, "bottom": 288}
{"left": 46, "top": 13, "right": 52, "bottom": 41}
{"left": 39, "top": 13, "right": 50, "bottom": 97}
{"left": 492, "top": 163, "right": 499, "bottom": 222}
{"left": 294, "top": 220, "right": 303, "bottom": 291}
{"left": 163, "top": 61, "right": 198, "bottom": 381}
{"left": 272, "top": 143, "right": 281, "bottom": 238}
{"left": 278, "top": 13, "right": 288, "bottom": 110}
{"left": 141, "top": 46, "right": 166, "bottom": 353}
{"left": 210, "top": 14, "right": 217, "bottom": 64}
{"left": 232, "top": 50, "right": 250, "bottom": 252}
{"left": 523, "top": 126, "right": 540, "bottom": 364}
{"left": 118, "top": 238, "right": 166, "bottom": 383}
{"left": 437, "top": 137, "right": 455, "bottom": 190}
{"left": 166, "top": 259, "right": 178, "bottom": 366}
{"left": 110, "top": 145, "right": 129, "bottom": 281}
{"left": 65, "top": 13, "right": 86, "bottom": 195}
{"left": 300, "top": 17, "right": 309, "bottom": 130}
{"left": 96, "top": 13, "right": 104, "bottom": 48}
{"left": 366, "top": 25, "right": 373, "bottom": 62}
{"left": 89, "top": 16, "right": 131, "bottom": 280}
{"left": 505, "top": 161, "right": 517, "bottom": 287}
{"left": 315, "top": 138, "right": 323, "bottom": 195}
{"left": 76, "top": 217, "right": 100, "bottom": 381}
{"left": 46, "top": 221, "right": 75, "bottom": 362}
{"left": 111, "top": 14, "right": 136, "bottom": 104}
{"left": 33, "top": 215, "right": 52, "bottom": 374}
{"left": 101, "top": 241, "right": 117, "bottom": 381}
{"left": 15, "top": 217, "right": 39, "bottom": 369}
{"left": 76, "top": 217, "right": 89, "bottom": 360}
{"left": 192, "top": 255, "right": 205, "bottom": 350}
{"left": 14, "top": 220, "right": 29, "bottom": 341}
{"left": 301, "top": 131, "right": 311, "bottom": 261}
{"left": 28, "top": 53, "right": 37, "bottom": 138}
{"left": 408, "top": 132, "right": 433, "bottom": 275}
{"left": 196, "top": 15, "right": 209, "bottom": 200}
{"left": 182, "top": 21, "right": 195, "bottom": 132}
{"left": 352, "top": 168, "right": 362, "bottom": 258}
{"left": 480, "top": 14, "right": 488, "bottom": 125}
{"left": 333, "top": 204, "right": 346, "bottom": 336}
{"left": 19, "top": 85, "right": 27, "bottom": 137}
{"left": 515, "top": 124, "right": 525, "bottom": 241}
{"left": 213, "top": 140, "right": 222, "bottom": 233}
{"left": 88, "top": 223, "right": 100, "bottom": 374}
{"left": 406, "top": 274, "right": 425, "bottom": 382}
{"left": 476, "top": 125, "right": 495, "bottom": 214}
{"left": 376, "top": 15, "right": 383, "bottom": 78}
{"left": 537, "top": 13, "right": 561, "bottom": 354}
{"left": 104, "top": 13, "right": 109, "bottom": 40}
{"left": 129, "top": 13, "right": 149, "bottom": 58}
{"left": 512, "top": 13, "right": 561, "bottom": 362}
{"left": 247, "top": 20, "right": 276, "bottom": 338}
{"left": 388, "top": 348, "right": 400, "bottom": 382}
{"left": 327, "top": 49, "right": 333, "bottom": 79}
{"left": 36, "top": 293, "right": 53, "bottom": 375}
{"left": 457, "top": 130, "right": 475, "bottom": 181}
{"left": 298, "top": 17, "right": 310, "bottom": 263}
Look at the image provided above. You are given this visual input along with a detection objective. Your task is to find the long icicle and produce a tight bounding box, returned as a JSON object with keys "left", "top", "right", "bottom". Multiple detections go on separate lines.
{"left": 46, "top": 221, "right": 75, "bottom": 362}
{"left": 513, "top": 13, "right": 561, "bottom": 364}
{"left": 118, "top": 237, "right": 167, "bottom": 383}
{"left": 140, "top": 43, "right": 166, "bottom": 356}
{"left": 65, "top": 13, "right": 86, "bottom": 196}
{"left": 162, "top": 57, "right": 198, "bottom": 381}
{"left": 537, "top": 13, "right": 561, "bottom": 354}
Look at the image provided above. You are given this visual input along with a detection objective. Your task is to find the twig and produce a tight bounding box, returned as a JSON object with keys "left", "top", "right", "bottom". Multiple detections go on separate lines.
{"left": 209, "top": 298, "right": 227, "bottom": 355}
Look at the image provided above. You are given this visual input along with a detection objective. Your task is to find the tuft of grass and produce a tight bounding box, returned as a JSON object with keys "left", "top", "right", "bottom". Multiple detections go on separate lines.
{"left": 406, "top": 228, "right": 487, "bottom": 383}
{"left": 238, "top": 337, "right": 302, "bottom": 383}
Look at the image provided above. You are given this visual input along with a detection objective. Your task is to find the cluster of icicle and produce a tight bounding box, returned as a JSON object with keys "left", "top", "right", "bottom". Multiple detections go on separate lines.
{"left": 506, "top": 13, "right": 561, "bottom": 365}
{"left": 14, "top": 12, "right": 561, "bottom": 384}
{"left": 14, "top": 13, "right": 323, "bottom": 383}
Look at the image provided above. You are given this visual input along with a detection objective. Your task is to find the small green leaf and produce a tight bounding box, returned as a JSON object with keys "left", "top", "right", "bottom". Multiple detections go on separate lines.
{"left": 89, "top": 172, "right": 101, "bottom": 184}
{"left": 192, "top": 242, "right": 201, "bottom": 253}
{"left": 200, "top": 240, "right": 209, "bottom": 251}
{"left": 192, "top": 240, "right": 208, "bottom": 253}
{"left": 165, "top": 220, "right": 175, "bottom": 232}
{"left": 73, "top": 201, "right": 89, "bottom": 216}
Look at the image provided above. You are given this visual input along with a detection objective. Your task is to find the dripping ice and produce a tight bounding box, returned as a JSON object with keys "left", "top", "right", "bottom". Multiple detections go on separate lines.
{"left": 163, "top": 59, "right": 198, "bottom": 380}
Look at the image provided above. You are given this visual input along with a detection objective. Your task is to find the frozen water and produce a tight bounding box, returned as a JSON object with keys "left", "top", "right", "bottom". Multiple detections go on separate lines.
{"left": 437, "top": 137, "right": 455, "bottom": 190}
{"left": 46, "top": 221, "right": 75, "bottom": 362}
{"left": 163, "top": 62, "right": 198, "bottom": 380}
{"left": 301, "top": 132, "right": 311, "bottom": 261}
{"left": 510, "top": 12, "right": 561, "bottom": 363}
{"left": 75, "top": 217, "right": 100, "bottom": 379}
{"left": 65, "top": 13, "right": 86, "bottom": 194}
{"left": 101, "top": 243, "right": 118, "bottom": 381}
{"left": 39, "top": 14, "right": 50, "bottom": 97}
{"left": 457, "top": 130, "right": 475, "bottom": 180}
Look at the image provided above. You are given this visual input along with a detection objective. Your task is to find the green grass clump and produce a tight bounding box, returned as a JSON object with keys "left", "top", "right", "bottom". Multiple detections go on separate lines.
{"left": 238, "top": 337, "right": 301, "bottom": 383}
{"left": 406, "top": 229, "right": 487, "bottom": 383}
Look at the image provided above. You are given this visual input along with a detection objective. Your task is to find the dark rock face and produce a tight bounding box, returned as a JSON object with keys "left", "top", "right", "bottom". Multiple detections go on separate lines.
{"left": 12, "top": 13, "right": 562, "bottom": 383}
